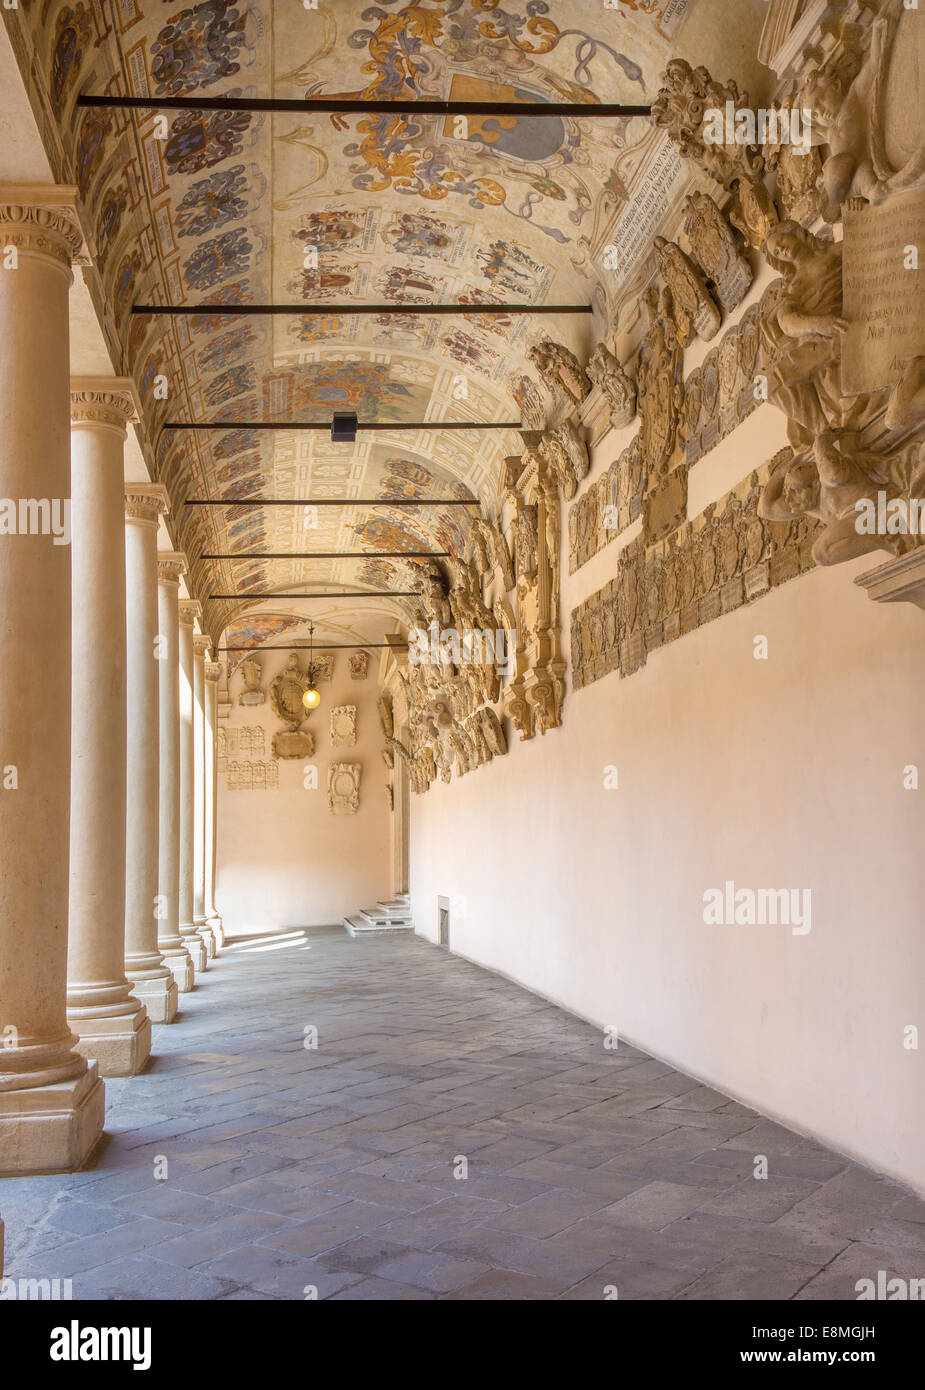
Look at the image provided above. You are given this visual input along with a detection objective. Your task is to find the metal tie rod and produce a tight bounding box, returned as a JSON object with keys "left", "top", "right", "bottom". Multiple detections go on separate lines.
{"left": 208, "top": 591, "right": 423, "bottom": 599}
{"left": 79, "top": 95, "right": 651, "bottom": 118}
{"left": 185, "top": 497, "right": 477, "bottom": 506}
{"left": 135, "top": 303, "right": 589, "bottom": 316}
{"left": 201, "top": 551, "right": 449, "bottom": 559}
{"left": 165, "top": 420, "right": 518, "bottom": 431}
{"left": 220, "top": 642, "right": 409, "bottom": 651}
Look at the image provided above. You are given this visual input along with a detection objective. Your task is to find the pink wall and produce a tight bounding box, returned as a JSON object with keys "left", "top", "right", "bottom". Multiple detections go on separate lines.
{"left": 216, "top": 649, "right": 390, "bottom": 934}
{"left": 410, "top": 374, "right": 925, "bottom": 1193}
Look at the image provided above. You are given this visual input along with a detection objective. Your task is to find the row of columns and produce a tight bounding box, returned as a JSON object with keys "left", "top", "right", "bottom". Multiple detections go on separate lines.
{"left": 0, "top": 200, "right": 222, "bottom": 1194}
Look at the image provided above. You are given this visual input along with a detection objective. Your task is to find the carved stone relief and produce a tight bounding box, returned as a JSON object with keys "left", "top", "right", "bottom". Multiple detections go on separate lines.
{"left": 527, "top": 337, "right": 591, "bottom": 406}
{"left": 328, "top": 763, "right": 360, "bottom": 815}
{"left": 237, "top": 657, "right": 264, "bottom": 706}
{"left": 587, "top": 345, "right": 637, "bottom": 430}
{"left": 572, "top": 464, "right": 823, "bottom": 691}
{"left": 682, "top": 191, "right": 754, "bottom": 313}
{"left": 226, "top": 759, "right": 280, "bottom": 791}
{"left": 348, "top": 651, "right": 369, "bottom": 680}
{"left": 331, "top": 704, "right": 357, "bottom": 748}
{"left": 272, "top": 729, "right": 315, "bottom": 760}
{"left": 270, "top": 652, "right": 312, "bottom": 728}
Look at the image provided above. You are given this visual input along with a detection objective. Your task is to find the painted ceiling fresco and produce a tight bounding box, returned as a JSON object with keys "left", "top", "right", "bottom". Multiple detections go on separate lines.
{"left": 10, "top": 0, "right": 698, "bottom": 644}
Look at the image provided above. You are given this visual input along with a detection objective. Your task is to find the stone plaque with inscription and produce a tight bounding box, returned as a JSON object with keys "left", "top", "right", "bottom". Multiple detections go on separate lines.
{"left": 842, "top": 189, "right": 925, "bottom": 396}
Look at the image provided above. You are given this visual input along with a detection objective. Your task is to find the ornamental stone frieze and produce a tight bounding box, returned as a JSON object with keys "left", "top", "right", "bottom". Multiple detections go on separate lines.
{"left": 571, "top": 465, "right": 823, "bottom": 691}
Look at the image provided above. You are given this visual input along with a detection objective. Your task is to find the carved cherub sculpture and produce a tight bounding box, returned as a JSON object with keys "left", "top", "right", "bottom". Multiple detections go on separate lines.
{"left": 759, "top": 431, "right": 897, "bottom": 567}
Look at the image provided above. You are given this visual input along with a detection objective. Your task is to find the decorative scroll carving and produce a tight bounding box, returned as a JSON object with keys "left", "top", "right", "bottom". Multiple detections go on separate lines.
{"left": 330, "top": 704, "right": 357, "bottom": 748}
{"left": 587, "top": 345, "right": 636, "bottom": 429}
{"left": 328, "top": 763, "right": 360, "bottom": 815}
{"left": 652, "top": 59, "right": 765, "bottom": 192}
{"left": 270, "top": 652, "right": 311, "bottom": 727}
{"left": 527, "top": 337, "right": 590, "bottom": 406}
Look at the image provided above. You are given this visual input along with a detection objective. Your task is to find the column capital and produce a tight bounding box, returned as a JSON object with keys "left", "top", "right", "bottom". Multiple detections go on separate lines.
{"left": 157, "top": 551, "right": 187, "bottom": 585}
{"left": 0, "top": 185, "right": 90, "bottom": 269}
{"left": 193, "top": 634, "right": 212, "bottom": 657}
{"left": 126, "top": 483, "right": 170, "bottom": 526}
{"left": 204, "top": 661, "right": 222, "bottom": 683}
{"left": 179, "top": 599, "right": 203, "bottom": 628}
{"left": 70, "top": 376, "right": 139, "bottom": 432}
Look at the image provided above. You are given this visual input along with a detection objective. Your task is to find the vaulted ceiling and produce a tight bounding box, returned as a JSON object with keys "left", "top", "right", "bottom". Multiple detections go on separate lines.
{"left": 5, "top": 0, "right": 767, "bottom": 655}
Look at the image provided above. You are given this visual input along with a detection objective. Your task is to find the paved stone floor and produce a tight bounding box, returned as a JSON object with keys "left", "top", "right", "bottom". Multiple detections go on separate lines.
{"left": 2, "top": 927, "right": 923, "bottom": 1300}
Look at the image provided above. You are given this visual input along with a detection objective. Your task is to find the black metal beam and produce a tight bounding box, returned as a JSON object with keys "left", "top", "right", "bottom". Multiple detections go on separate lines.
{"left": 209, "top": 591, "right": 422, "bottom": 599}
{"left": 220, "top": 642, "right": 408, "bottom": 651}
{"left": 79, "top": 95, "right": 651, "bottom": 118}
{"left": 166, "top": 420, "right": 518, "bottom": 432}
{"left": 134, "top": 303, "right": 589, "bottom": 316}
{"left": 201, "top": 551, "right": 448, "bottom": 559}
{"left": 185, "top": 497, "right": 477, "bottom": 507}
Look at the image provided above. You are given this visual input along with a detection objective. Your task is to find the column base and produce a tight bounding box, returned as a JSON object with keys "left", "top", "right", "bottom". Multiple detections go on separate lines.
{"left": 181, "top": 932, "right": 207, "bottom": 973}
{"left": 196, "top": 920, "right": 216, "bottom": 958}
{"left": 0, "top": 1065, "right": 105, "bottom": 1175}
{"left": 69, "top": 1007, "right": 152, "bottom": 1078}
{"left": 207, "top": 913, "right": 224, "bottom": 952}
{"left": 129, "top": 972, "right": 178, "bottom": 1024}
{"left": 161, "top": 945, "right": 195, "bottom": 993}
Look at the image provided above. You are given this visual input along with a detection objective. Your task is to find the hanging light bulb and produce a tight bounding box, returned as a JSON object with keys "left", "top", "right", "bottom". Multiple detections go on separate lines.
{"left": 302, "top": 620, "right": 321, "bottom": 711}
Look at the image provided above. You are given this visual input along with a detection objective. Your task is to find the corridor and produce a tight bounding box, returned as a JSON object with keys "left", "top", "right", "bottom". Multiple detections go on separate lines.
{"left": 2, "top": 931, "right": 922, "bottom": 1301}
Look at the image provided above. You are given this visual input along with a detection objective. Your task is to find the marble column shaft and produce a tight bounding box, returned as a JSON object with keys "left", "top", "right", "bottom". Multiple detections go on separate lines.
{"left": 66, "top": 384, "right": 151, "bottom": 1077}
{"left": 178, "top": 601, "right": 207, "bottom": 973}
{"left": 204, "top": 663, "right": 223, "bottom": 949}
{"left": 192, "top": 635, "right": 214, "bottom": 958}
{"left": 0, "top": 196, "right": 104, "bottom": 1173}
{"left": 156, "top": 557, "right": 194, "bottom": 992}
{"left": 124, "top": 486, "right": 177, "bottom": 1023}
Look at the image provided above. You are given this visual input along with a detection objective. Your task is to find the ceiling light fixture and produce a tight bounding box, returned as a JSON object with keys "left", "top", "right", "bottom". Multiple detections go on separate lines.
{"left": 302, "top": 621, "right": 321, "bottom": 712}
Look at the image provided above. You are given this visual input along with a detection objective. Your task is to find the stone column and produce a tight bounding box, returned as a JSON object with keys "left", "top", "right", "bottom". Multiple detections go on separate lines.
{"left": 156, "top": 556, "right": 195, "bottom": 993}
{"left": 192, "top": 636, "right": 215, "bottom": 958}
{"left": 0, "top": 195, "right": 104, "bottom": 1172}
{"left": 204, "top": 663, "right": 224, "bottom": 950}
{"left": 66, "top": 383, "right": 151, "bottom": 1077}
{"left": 124, "top": 486, "right": 177, "bottom": 1023}
{"left": 178, "top": 601, "right": 207, "bottom": 973}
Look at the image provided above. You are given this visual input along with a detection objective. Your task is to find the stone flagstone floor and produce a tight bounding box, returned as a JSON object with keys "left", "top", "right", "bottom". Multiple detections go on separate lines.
{"left": 1, "top": 927, "right": 922, "bottom": 1300}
